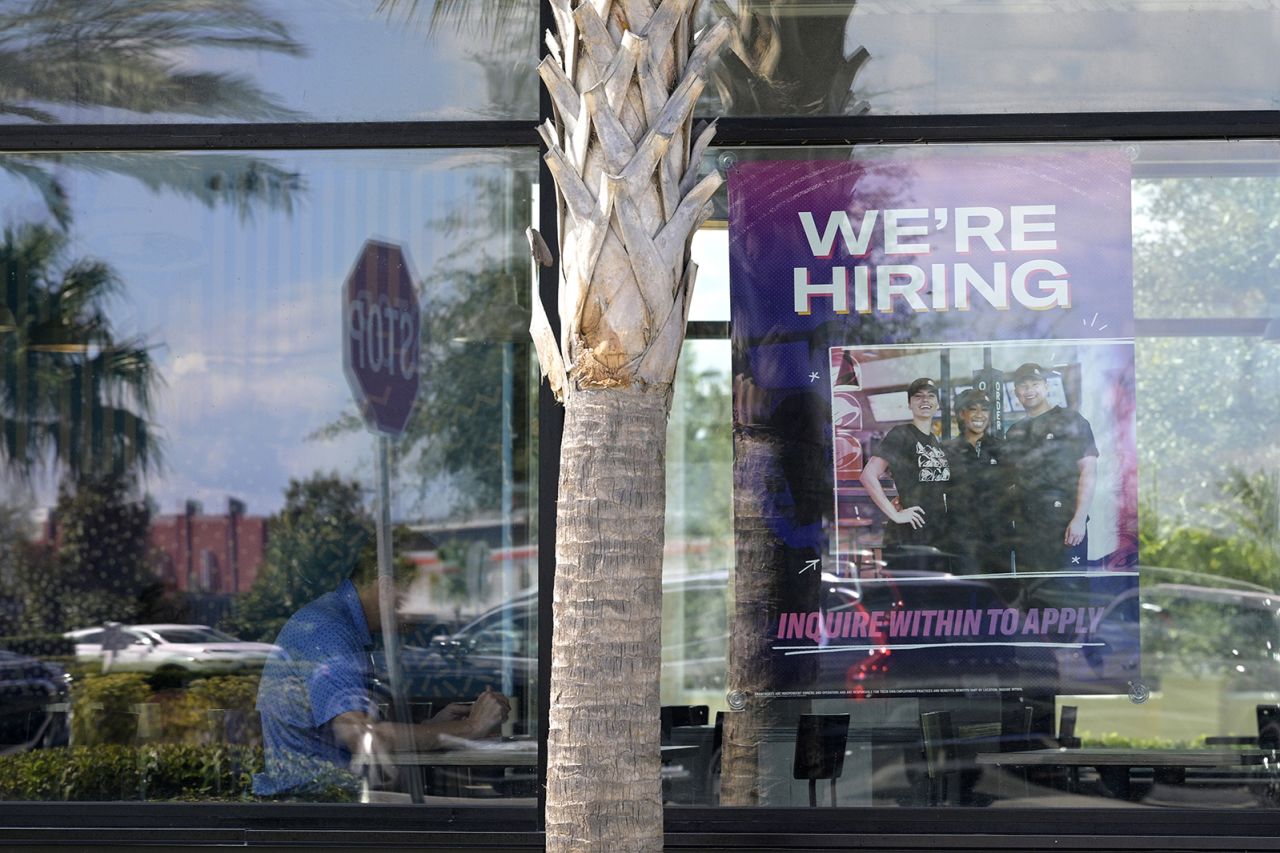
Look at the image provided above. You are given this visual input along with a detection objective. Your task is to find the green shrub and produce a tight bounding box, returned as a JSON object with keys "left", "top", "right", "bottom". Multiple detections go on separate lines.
{"left": 0, "top": 633, "right": 74, "bottom": 658}
{"left": 0, "top": 744, "right": 257, "bottom": 801}
{"left": 1080, "top": 731, "right": 1199, "bottom": 750}
{"left": 186, "top": 675, "right": 259, "bottom": 712}
{"left": 160, "top": 676, "right": 262, "bottom": 745}
{"left": 71, "top": 673, "right": 152, "bottom": 745}
{"left": 71, "top": 673, "right": 265, "bottom": 747}
{"left": 0, "top": 744, "right": 357, "bottom": 802}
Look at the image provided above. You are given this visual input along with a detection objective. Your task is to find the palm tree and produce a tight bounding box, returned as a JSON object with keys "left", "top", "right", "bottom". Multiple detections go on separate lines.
{"left": 0, "top": 0, "right": 307, "bottom": 228}
{"left": 704, "top": 1, "right": 872, "bottom": 805}
{"left": 0, "top": 223, "right": 159, "bottom": 482}
{"left": 1, "top": 151, "right": 304, "bottom": 231}
{"left": 376, "top": 0, "right": 529, "bottom": 37}
{"left": 0, "top": 0, "right": 304, "bottom": 123}
{"left": 1222, "top": 468, "right": 1280, "bottom": 558}
{"left": 708, "top": 0, "right": 869, "bottom": 115}
{"left": 527, "top": 2, "right": 728, "bottom": 850}
{"left": 393, "top": 0, "right": 874, "bottom": 823}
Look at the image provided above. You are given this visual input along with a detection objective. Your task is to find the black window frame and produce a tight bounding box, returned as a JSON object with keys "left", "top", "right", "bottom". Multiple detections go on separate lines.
{"left": 0, "top": 1, "right": 1279, "bottom": 847}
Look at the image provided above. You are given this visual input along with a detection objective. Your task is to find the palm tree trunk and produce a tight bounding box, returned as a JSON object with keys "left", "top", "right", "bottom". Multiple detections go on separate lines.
{"left": 529, "top": 3, "right": 730, "bottom": 849}
{"left": 720, "top": 428, "right": 817, "bottom": 805}
{"left": 720, "top": 431, "right": 780, "bottom": 805}
{"left": 547, "top": 387, "right": 667, "bottom": 852}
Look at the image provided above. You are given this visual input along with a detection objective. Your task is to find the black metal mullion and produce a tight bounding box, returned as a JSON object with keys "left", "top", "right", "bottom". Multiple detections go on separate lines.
{"left": 686, "top": 320, "right": 729, "bottom": 340}
{"left": 0, "top": 109, "right": 1275, "bottom": 154}
{"left": 0, "top": 120, "right": 538, "bottom": 151}
{"left": 708, "top": 110, "right": 1280, "bottom": 146}
{"left": 535, "top": 0, "right": 562, "bottom": 832}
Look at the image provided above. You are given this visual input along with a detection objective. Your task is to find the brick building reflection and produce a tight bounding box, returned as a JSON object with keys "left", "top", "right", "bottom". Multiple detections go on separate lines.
{"left": 148, "top": 499, "right": 267, "bottom": 595}
{"left": 32, "top": 497, "right": 267, "bottom": 597}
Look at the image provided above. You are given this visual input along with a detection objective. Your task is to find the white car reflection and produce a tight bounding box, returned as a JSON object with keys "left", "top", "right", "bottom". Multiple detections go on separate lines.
{"left": 63, "top": 624, "right": 279, "bottom": 676}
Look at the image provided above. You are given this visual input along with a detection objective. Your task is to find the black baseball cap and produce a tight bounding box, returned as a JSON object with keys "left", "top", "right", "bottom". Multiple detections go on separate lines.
{"left": 954, "top": 389, "right": 991, "bottom": 410}
{"left": 907, "top": 377, "right": 938, "bottom": 398}
{"left": 1012, "top": 362, "right": 1053, "bottom": 382}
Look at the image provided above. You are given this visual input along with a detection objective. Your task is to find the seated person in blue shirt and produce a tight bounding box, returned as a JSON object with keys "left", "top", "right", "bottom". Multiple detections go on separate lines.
{"left": 254, "top": 545, "right": 510, "bottom": 797}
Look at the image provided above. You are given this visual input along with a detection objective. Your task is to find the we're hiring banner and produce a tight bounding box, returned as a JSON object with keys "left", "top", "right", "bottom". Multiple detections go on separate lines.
{"left": 727, "top": 151, "right": 1140, "bottom": 697}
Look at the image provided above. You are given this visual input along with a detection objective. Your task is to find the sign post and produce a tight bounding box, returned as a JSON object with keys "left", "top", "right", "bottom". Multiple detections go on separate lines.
{"left": 343, "top": 239, "right": 422, "bottom": 801}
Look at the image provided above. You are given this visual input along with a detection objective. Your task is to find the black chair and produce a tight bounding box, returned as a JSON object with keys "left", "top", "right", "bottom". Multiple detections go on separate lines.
{"left": 793, "top": 714, "right": 850, "bottom": 807}
{"left": 1258, "top": 704, "right": 1280, "bottom": 749}
{"left": 1057, "top": 705, "right": 1080, "bottom": 749}
{"left": 1057, "top": 705, "right": 1081, "bottom": 792}
{"left": 919, "top": 711, "right": 958, "bottom": 806}
{"left": 660, "top": 704, "right": 709, "bottom": 740}
{"left": 660, "top": 706, "right": 714, "bottom": 805}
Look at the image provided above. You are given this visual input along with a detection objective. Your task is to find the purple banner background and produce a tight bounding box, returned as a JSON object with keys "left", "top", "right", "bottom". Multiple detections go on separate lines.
{"left": 727, "top": 150, "right": 1140, "bottom": 697}
{"left": 730, "top": 151, "right": 1132, "bottom": 350}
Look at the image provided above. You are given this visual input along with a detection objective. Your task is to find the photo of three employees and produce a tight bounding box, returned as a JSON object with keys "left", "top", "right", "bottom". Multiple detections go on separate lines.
{"left": 832, "top": 340, "right": 1137, "bottom": 576}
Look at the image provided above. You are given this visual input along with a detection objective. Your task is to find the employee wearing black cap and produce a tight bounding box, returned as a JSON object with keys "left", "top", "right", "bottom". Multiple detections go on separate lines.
{"left": 943, "top": 388, "right": 1013, "bottom": 573}
{"left": 1004, "top": 363, "right": 1098, "bottom": 572}
{"left": 860, "top": 377, "right": 951, "bottom": 558}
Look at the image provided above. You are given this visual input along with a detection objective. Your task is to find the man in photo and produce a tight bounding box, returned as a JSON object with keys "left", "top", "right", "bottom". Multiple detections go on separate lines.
{"left": 860, "top": 377, "right": 951, "bottom": 565}
{"left": 943, "top": 389, "right": 1013, "bottom": 573}
{"left": 254, "top": 544, "right": 510, "bottom": 797}
{"left": 1004, "top": 363, "right": 1098, "bottom": 572}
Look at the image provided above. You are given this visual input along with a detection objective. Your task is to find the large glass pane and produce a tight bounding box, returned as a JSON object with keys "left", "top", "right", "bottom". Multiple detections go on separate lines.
{"left": 698, "top": 2, "right": 1280, "bottom": 116}
{"left": 0, "top": 147, "right": 539, "bottom": 804}
{"left": 0, "top": 0, "right": 538, "bottom": 124}
{"left": 661, "top": 140, "right": 1280, "bottom": 809}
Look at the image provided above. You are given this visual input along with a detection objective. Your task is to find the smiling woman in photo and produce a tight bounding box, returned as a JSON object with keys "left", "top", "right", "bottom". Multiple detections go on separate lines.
{"left": 859, "top": 377, "right": 951, "bottom": 555}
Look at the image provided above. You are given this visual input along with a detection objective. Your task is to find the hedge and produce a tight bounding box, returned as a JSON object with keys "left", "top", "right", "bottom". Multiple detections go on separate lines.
{"left": 71, "top": 674, "right": 263, "bottom": 747}
{"left": 70, "top": 674, "right": 152, "bottom": 746}
{"left": 0, "top": 744, "right": 358, "bottom": 802}
{"left": 0, "top": 744, "right": 260, "bottom": 801}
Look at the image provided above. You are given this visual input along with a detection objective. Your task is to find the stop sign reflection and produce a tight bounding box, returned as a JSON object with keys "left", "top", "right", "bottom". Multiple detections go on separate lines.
{"left": 343, "top": 240, "right": 421, "bottom": 436}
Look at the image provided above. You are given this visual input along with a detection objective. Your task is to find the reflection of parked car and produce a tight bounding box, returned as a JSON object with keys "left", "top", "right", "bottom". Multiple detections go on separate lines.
{"left": 385, "top": 592, "right": 539, "bottom": 734}
{"left": 0, "top": 651, "right": 70, "bottom": 754}
{"left": 661, "top": 572, "right": 730, "bottom": 706}
{"left": 1064, "top": 570, "right": 1280, "bottom": 742}
{"left": 400, "top": 614, "right": 461, "bottom": 649}
{"left": 384, "top": 572, "right": 733, "bottom": 734}
{"left": 1140, "top": 581, "right": 1280, "bottom": 689}
{"left": 64, "top": 624, "right": 279, "bottom": 676}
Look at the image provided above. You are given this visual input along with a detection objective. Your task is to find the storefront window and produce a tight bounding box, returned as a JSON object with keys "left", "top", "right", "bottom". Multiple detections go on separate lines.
{"left": 1, "top": 0, "right": 1277, "bottom": 844}
{"left": 660, "top": 140, "right": 1280, "bottom": 808}
{"left": 0, "top": 147, "right": 539, "bottom": 804}
{"left": 698, "top": 2, "right": 1280, "bottom": 116}
{"left": 0, "top": 0, "right": 538, "bottom": 124}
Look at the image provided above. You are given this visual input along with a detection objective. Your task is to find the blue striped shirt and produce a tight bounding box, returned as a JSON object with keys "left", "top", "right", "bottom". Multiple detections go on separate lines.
{"left": 254, "top": 580, "right": 379, "bottom": 796}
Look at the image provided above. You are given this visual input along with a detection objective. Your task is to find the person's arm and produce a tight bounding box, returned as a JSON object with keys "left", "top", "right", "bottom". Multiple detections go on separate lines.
{"left": 332, "top": 690, "right": 510, "bottom": 757}
{"left": 860, "top": 455, "right": 925, "bottom": 529}
{"left": 1065, "top": 456, "right": 1097, "bottom": 546}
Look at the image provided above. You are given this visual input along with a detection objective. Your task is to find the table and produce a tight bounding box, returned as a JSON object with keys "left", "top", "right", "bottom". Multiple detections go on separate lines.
{"left": 390, "top": 742, "right": 700, "bottom": 797}
{"left": 392, "top": 740, "right": 537, "bottom": 797}
{"left": 394, "top": 743, "right": 538, "bottom": 767}
{"left": 393, "top": 742, "right": 695, "bottom": 766}
{"left": 975, "top": 748, "right": 1272, "bottom": 800}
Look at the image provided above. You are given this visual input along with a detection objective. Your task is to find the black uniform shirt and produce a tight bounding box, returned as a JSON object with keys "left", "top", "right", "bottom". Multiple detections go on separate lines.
{"left": 944, "top": 432, "right": 1009, "bottom": 522}
{"left": 1004, "top": 406, "right": 1098, "bottom": 501}
{"left": 873, "top": 423, "right": 950, "bottom": 525}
